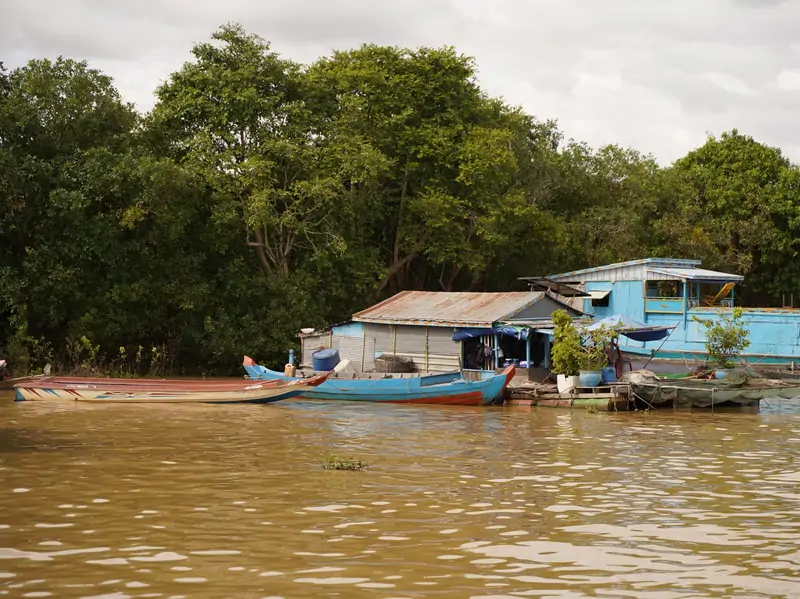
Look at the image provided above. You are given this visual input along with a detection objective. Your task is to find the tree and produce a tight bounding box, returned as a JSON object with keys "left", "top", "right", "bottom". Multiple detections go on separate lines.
{"left": 672, "top": 130, "right": 800, "bottom": 305}
{"left": 550, "top": 310, "right": 583, "bottom": 376}
{"left": 151, "top": 24, "right": 388, "bottom": 282}
{"left": 309, "top": 45, "right": 562, "bottom": 295}
{"left": 4, "top": 24, "right": 799, "bottom": 377}
{"left": 0, "top": 57, "right": 139, "bottom": 369}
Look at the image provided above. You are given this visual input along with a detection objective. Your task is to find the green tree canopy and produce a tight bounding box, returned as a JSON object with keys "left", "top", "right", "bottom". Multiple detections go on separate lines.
{"left": 3, "top": 24, "right": 800, "bottom": 374}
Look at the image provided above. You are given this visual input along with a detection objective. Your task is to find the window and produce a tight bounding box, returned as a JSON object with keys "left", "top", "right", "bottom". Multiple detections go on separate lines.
{"left": 646, "top": 280, "right": 684, "bottom": 298}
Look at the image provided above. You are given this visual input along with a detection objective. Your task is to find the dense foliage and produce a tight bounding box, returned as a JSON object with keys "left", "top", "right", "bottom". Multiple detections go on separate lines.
{"left": 2, "top": 24, "right": 799, "bottom": 374}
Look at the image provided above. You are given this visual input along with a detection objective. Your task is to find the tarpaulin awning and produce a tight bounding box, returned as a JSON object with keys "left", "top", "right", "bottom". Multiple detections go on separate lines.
{"left": 582, "top": 314, "right": 674, "bottom": 343}
{"left": 452, "top": 326, "right": 530, "bottom": 342}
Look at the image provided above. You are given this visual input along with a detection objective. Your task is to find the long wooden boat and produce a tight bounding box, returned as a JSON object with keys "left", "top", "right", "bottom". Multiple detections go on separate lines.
{"left": 243, "top": 357, "right": 515, "bottom": 406}
{"left": 628, "top": 370, "right": 800, "bottom": 408}
{"left": 13, "top": 368, "right": 330, "bottom": 404}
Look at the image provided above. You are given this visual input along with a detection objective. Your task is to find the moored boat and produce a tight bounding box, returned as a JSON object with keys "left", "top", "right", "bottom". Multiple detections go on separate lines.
{"left": 13, "top": 361, "right": 330, "bottom": 404}
{"left": 243, "top": 357, "right": 514, "bottom": 406}
{"left": 627, "top": 370, "right": 800, "bottom": 408}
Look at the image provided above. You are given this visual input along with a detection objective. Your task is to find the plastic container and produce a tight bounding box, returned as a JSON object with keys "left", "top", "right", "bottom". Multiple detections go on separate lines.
{"left": 312, "top": 348, "right": 340, "bottom": 371}
{"left": 601, "top": 366, "right": 617, "bottom": 383}
{"left": 579, "top": 370, "right": 603, "bottom": 387}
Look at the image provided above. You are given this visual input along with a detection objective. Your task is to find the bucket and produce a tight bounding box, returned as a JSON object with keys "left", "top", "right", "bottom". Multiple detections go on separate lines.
{"left": 601, "top": 366, "right": 617, "bottom": 383}
{"left": 312, "top": 348, "right": 340, "bottom": 371}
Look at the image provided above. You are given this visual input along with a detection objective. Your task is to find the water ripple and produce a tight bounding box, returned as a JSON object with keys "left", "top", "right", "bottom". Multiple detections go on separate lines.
{"left": 3, "top": 394, "right": 800, "bottom": 596}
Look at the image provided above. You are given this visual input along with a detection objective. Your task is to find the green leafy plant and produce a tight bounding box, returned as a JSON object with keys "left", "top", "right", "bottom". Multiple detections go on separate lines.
{"left": 693, "top": 308, "right": 750, "bottom": 369}
{"left": 551, "top": 310, "right": 583, "bottom": 376}
{"left": 580, "top": 325, "right": 613, "bottom": 371}
{"left": 320, "top": 454, "right": 368, "bottom": 471}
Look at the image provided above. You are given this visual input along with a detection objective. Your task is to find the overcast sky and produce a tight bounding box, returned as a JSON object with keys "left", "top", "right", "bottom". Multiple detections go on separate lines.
{"left": 4, "top": 0, "right": 800, "bottom": 164}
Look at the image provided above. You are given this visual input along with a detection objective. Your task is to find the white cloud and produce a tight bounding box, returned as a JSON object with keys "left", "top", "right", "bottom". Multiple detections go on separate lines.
{"left": 776, "top": 70, "right": 800, "bottom": 91}
{"left": 4, "top": 0, "right": 800, "bottom": 164}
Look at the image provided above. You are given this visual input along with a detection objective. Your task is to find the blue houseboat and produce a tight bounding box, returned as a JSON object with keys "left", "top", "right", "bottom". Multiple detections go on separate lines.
{"left": 529, "top": 258, "right": 800, "bottom": 366}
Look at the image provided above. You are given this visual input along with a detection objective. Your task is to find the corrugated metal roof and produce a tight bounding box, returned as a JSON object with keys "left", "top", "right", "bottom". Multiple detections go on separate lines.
{"left": 352, "top": 291, "right": 545, "bottom": 327}
{"left": 546, "top": 258, "right": 701, "bottom": 280}
{"left": 646, "top": 267, "right": 743, "bottom": 282}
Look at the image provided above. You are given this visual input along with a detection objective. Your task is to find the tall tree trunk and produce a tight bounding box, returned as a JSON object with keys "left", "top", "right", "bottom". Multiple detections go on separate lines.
{"left": 373, "top": 252, "right": 416, "bottom": 300}
{"left": 248, "top": 229, "right": 273, "bottom": 277}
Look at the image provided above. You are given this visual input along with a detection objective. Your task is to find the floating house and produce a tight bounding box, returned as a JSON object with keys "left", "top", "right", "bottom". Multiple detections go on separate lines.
{"left": 530, "top": 258, "right": 800, "bottom": 365}
{"left": 298, "top": 291, "right": 584, "bottom": 375}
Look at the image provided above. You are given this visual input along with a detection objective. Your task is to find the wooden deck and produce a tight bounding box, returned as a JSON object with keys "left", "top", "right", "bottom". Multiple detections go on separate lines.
{"left": 504, "top": 381, "right": 635, "bottom": 411}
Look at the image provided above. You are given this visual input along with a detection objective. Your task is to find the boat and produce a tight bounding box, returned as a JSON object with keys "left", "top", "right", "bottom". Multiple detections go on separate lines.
{"left": 13, "top": 361, "right": 330, "bottom": 404}
{"left": 243, "top": 357, "right": 515, "bottom": 406}
{"left": 627, "top": 369, "right": 800, "bottom": 408}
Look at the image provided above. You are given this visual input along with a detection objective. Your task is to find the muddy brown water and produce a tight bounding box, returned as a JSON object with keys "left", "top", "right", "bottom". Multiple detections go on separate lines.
{"left": 3, "top": 391, "right": 800, "bottom": 598}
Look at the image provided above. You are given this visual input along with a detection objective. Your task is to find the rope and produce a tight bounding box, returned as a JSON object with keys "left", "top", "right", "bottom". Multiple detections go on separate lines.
{"left": 631, "top": 390, "right": 658, "bottom": 411}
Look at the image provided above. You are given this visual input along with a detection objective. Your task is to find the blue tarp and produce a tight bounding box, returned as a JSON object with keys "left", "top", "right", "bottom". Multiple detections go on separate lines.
{"left": 452, "top": 327, "right": 530, "bottom": 342}
{"left": 583, "top": 314, "right": 674, "bottom": 343}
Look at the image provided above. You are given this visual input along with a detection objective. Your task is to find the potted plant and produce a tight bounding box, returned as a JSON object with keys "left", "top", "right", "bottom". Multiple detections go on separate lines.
{"left": 693, "top": 308, "right": 749, "bottom": 379}
{"left": 579, "top": 325, "right": 612, "bottom": 387}
{"left": 551, "top": 310, "right": 583, "bottom": 393}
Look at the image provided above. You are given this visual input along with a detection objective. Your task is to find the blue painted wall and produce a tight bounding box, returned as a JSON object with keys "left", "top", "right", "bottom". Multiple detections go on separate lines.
{"left": 615, "top": 302, "right": 800, "bottom": 362}
{"left": 584, "top": 281, "right": 645, "bottom": 322}
{"left": 645, "top": 309, "right": 800, "bottom": 359}
{"left": 332, "top": 322, "right": 364, "bottom": 338}
{"left": 582, "top": 281, "right": 800, "bottom": 361}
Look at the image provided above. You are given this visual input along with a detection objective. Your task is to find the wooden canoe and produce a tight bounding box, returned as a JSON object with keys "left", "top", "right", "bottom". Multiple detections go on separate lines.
{"left": 13, "top": 368, "right": 330, "bottom": 404}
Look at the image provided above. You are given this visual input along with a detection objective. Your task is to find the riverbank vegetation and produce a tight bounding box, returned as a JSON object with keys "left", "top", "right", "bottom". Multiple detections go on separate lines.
{"left": 3, "top": 23, "right": 800, "bottom": 375}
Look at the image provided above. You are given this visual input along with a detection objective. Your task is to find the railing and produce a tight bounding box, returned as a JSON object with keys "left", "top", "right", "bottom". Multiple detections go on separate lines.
{"left": 688, "top": 298, "right": 734, "bottom": 309}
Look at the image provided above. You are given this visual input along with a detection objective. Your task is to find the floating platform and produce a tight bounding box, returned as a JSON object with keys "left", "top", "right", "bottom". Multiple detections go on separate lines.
{"left": 504, "top": 381, "right": 636, "bottom": 411}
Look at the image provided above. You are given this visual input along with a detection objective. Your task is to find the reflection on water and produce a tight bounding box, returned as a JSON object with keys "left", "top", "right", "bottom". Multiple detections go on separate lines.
{"left": 3, "top": 391, "right": 800, "bottom": 598}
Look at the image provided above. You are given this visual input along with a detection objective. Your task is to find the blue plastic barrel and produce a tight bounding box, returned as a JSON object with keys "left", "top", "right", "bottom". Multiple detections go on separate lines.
{"left": 601, "top": 366, "right": 617, "bottom": 383}
{"left": 312, "top": 348, "right": 340, "bottom": 371}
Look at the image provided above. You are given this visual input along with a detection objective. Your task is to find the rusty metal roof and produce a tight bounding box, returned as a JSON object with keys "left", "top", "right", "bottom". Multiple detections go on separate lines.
{"left": 351, "top": 291, "right": 545, "bottom": 327}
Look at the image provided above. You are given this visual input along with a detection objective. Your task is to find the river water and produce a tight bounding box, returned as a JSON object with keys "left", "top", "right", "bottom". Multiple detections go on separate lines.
{"left": 3, "top": 392, "right": 800, "bottom": 598}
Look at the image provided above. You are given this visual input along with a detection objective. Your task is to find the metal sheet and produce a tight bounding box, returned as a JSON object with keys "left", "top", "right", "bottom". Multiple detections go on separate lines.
{"left": 371, "top": 323, "right": 394, "bottom": 355}
{"left": 646, "top": 267, "right": 743, "bottom": 282}
{"left": 587, "top": 290, "right": 611, "bottom": 300}
{"left": 428, "top": 327, "right": 460, "bottom": 355}
{"left": 301, "top": 333, "right": 329, "bottom": 366}
{"left": 335, "top": 335, "right": 374, "bottom": 373}
{"left": 395, "top": 325, "right": 427, "bottom": 354}
{"left": 352, "top": 291, "right": 544, "bottom": 327}
{"left": 545, "top": 258, "right": 701, "bottom": 282}
{"left": 518, "top": 277, "right": 589, "bottom": 297}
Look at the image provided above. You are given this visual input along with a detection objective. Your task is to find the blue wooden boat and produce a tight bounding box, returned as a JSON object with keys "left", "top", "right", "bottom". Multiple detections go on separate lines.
{"left": 242, "top": 357, "right": 515, "bottom": 406}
